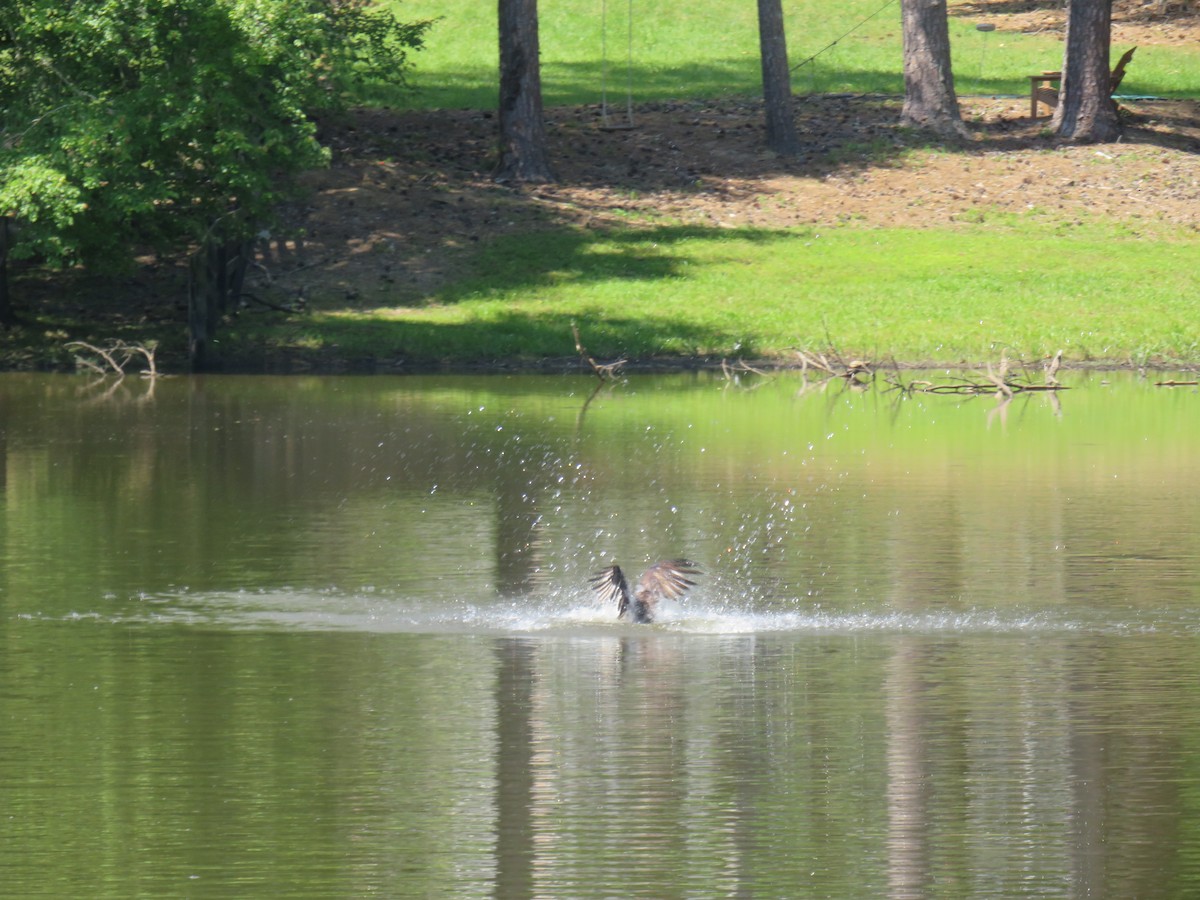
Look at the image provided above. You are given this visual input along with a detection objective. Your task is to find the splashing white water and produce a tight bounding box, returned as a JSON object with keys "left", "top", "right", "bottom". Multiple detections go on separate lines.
{"left": 89, "top": 587, "right": 1126, "bottom": 636}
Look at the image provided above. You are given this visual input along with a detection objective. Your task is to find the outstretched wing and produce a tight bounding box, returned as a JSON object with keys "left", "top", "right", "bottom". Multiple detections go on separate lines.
{"left": 590, "top": 565, "right": 633, "bottom": 618}
{"left": 637, "top": 560, "right": 700, "bottom": 602}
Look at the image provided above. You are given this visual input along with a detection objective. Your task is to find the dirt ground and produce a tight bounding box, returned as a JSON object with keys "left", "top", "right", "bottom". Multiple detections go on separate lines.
{"left": 955, "top": 0, "right": 1200, "bottom": 46}
{"left": 279, "top": 97, "right": 1200, "bottom": 311}
{"left": 267, "top": 0, "right": 1200, "bottom": 312}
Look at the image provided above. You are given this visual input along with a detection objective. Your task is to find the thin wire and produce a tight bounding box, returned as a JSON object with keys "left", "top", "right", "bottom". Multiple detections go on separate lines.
{"left": 625, "top": 0, "right": 634, "bottom": 125}
{"left": 791, "top": 0, "right": 899, "bottom": 74}
{"left": 600, "top": 0, "right": 634, "bottom": 128}
{"left": 601, "top": 0, "right": 610, "bottom": 123}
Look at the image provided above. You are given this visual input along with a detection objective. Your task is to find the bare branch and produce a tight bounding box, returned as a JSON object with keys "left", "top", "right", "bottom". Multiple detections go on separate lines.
{"left": 571, "top": 321, "right": 625, "bottom": 381}
{"left": 1044, "top": 349, "right": 1063, "bottom": 387}
{"left": 65, "top": 340, "right": 160, "bottom": 378}
{"left": 66, "top": 341, "right": 124, "bottom": 375}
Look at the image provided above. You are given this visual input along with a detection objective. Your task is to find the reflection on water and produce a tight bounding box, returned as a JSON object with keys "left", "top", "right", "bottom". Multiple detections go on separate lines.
{"left": 2, "top": 371, "right": 1200, "bottom": 896}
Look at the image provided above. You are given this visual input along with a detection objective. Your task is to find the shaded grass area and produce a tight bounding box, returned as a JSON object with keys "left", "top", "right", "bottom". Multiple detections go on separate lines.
{"left": 0, "top": 269, "right": 189, "bottom": 371}
{"left": 219, "top": 224, "right": 1200, "bottom": 369}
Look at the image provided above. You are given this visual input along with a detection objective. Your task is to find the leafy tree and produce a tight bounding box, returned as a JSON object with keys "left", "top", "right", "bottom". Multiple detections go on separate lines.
{"left": 0, "top": 0, "right": 429, "bottom": 363}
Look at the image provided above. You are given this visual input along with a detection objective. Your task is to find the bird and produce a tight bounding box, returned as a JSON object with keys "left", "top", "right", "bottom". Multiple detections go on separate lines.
{"left": 589, "top": 559, "right": 701, "bottom": 623}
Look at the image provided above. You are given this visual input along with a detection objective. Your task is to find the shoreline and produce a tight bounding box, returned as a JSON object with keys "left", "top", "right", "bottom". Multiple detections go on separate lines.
{"left": 15, "top": 346, "right": 1192, "bottom": 377}
{"left": 5, "top": 94, "right": 1199, "bottom": 377}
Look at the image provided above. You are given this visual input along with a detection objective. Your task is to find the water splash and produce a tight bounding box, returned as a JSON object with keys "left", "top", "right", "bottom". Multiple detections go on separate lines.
{"left": 78, "top": 588, "right": 1168, "bottom": 636}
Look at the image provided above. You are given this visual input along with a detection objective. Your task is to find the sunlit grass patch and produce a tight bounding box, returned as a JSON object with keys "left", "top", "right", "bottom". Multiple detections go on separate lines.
{"left": 375, "top": 0, "right": 1200, "bottom": 108}
{"left": 265, "top": 223, "right": 1200, "bottom": 366}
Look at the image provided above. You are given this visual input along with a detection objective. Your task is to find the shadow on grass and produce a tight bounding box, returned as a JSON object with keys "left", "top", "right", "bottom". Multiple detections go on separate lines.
{"left": 245, "top": 224, "right": 800, "bottom": 368}
{"left": 375, "top": 59, "right": 911, "bottom": 110}
{"left": 222, "top": 83, "right": 1200, "bottom": 372}
{"left": 374, "top": 50, "right": 1199, "bottom": 119}
{"left": 359, "top": 87, "right": 1198, "bottom": 215}
{"left": 281, "top": 308, "right": 748, "bottom": 369}
{"left": 434, "top": 224, "right": 797, "bottom": 301}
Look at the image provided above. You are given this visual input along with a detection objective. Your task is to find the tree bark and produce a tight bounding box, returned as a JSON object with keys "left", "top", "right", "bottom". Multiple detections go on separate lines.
{"left": 1053, "top": 0, "right": 1121, "bottom": 142}
{"left": 757, "top": 0, "right": 801, "bottom": 156}
{"left": 900, "top": 0, "right": 967, "bottom": 137}
{"left": 496, "top": 0, "right": 555, "bottom": 183}
{"left": 187, "top": 238, "right": 249, "bottom": 371}
{"left": 0, "top": 217, "right": 13, "bottom": 328}
{"left": 188, "top": 244, "right": 219, "bottom": 371}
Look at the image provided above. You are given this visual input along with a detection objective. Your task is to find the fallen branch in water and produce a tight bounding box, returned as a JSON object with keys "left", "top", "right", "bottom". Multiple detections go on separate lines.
{"left": 65, "top": 340, "right": 159, "bottom": 378}
{"left": 721, "top": 358, "right": 772, "bottom": 380}
{"left": 885, "top": 351, "right": 1069, "bottom": 396}
{"left": 792, "top": 348, "right": 873, "bottom": 383}
{"left": 571, "top": 321, "right": 626, "bottom": 381}
{"left": 1044, "top": 349, "right": 1063, "bottom": 387}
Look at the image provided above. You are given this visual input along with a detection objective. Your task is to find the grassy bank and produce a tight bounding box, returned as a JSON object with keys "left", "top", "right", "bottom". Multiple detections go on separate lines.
{"left": 215, "top": 222, "right": 1200, "bottom": 370}
{"left": 5, "top": 5, "right": 1200, "bottom": 374}
{"left": 257, "top": 0, "right": 1200, "bottom": 372}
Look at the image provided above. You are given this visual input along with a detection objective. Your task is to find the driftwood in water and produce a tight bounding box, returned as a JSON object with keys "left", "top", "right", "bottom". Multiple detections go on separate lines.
{"left": 721, "top": 358, "right": 771, "bottom": 379}
{"left": 65, "top": 340, "right": 159, "bottom": 378}
{"left": 885, "top": 351, "right": 1069, "bottom": 396}
{"left": 793, "top": 348, "right": 873, "bottom": 384}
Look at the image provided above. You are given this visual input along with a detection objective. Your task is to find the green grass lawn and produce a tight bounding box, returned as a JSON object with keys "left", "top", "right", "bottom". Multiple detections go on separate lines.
{"left": 380, "top": 0, "right": 1200, "bottom": 108}
{"left": 244, "top": 223, "right": 1199, "bottom": 367}
{"left": 12, "top": 2, "right": 1199, "bottom": 372}
{"left": 287, "top": 1, "right": 1198, "bottom": 370}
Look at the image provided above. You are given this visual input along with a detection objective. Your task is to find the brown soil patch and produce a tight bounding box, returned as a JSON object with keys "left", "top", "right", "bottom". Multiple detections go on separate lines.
{"left": 953, "top": 0, "right": 1200, "bottom": 47}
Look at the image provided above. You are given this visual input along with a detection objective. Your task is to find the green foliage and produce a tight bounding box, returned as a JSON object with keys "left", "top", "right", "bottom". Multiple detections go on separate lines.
{"left": 0, "top": 159, "right": 86, "bottom": 261}
{"left": 0, "top": 0, "right": 431, "bottom": 269}
{"left": 325, "top": 0, "right": 433, "bottom": 94}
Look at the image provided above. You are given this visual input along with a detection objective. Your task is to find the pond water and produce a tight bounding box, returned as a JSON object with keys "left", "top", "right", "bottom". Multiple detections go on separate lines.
{"left": 2, "top": 370, "right": 1199, "bottom": 897}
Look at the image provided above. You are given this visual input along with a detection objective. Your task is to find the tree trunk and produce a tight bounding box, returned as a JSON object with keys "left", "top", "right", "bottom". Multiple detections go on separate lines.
{"left": 496, "top": 0, "right": 555, "bottom": 183}
{"left": 757, "top": 0, "right": 800, "bottom": 156}
{"left": 1053, "top": 0, "right": 1121, "bottom": 142}
{"left": 188, "top": 244, "right": 219, "bottom": 371}
{"left": 900, "top": 0, "right": 967, "bottom": 137}
{"left": 0, "top": 217, "right": 16, "bottom": 328}
{"left": 187, "top": 238, "right": 250, "bottom": 371}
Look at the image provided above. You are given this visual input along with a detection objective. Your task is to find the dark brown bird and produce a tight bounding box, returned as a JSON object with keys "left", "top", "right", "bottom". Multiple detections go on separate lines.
{"left": 589, "top": 560, "right": 701, "bottom": 623}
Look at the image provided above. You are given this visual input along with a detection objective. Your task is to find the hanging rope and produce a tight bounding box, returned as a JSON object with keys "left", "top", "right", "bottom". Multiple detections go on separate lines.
{"left": 791, "top": 0, "right": 899, "bottom": 75}
{"left": 600, "top": 0, "right": 635, "bottom": 129}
